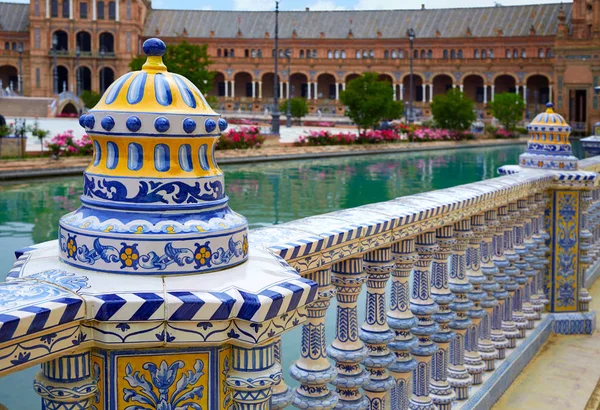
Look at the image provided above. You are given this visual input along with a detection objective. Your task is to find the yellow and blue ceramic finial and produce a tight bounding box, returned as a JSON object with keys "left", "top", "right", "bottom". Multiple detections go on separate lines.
{"left": 519, "top": 102, "right": 578, "bottom": 170}
{"left": 59, "top": 38, "right": 248, "bottom": 275}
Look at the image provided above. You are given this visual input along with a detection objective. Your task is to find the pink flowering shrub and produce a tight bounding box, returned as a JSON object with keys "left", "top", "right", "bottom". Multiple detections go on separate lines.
{"left": 216, "top": 126, "right": 265, "bottom": 150}
{"left": 46, "top": 131, "right": 92, "bottom": 157}
{"left": 494, "top": 129, "right": 519, "bottom": 139}
{"left": 303, "top": 121, "right": 336, "bottom": 127}
{"left": 407, "top": 128, "right": 475, "bottom": 142}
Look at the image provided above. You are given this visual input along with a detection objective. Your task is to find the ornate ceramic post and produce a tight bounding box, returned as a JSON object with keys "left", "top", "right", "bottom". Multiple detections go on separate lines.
{"left": 429, "top": 226, "right": 456, "bottom": 409}
{"left": 272, "top": 338, "right": 294, "bottom": 409}
{"left": 464, "top": 214, "right": 486, "bottom": 385}
{"left": 327, "top": 257, "right": 369, "bottom": 410}
{"left": 501, "top": 202, "right": 520, "bottom": 348}
{"left": 227, "top": 343, "right": 282, "bottom": 410}
{"left": 34, "top": 352, "right": 98, "bottom": 410}
{"left": 535, "top": 192, "right": 551, "bottom": 310}
{"left": 388, "top": 239, "right": 419, "bottom": 410}
{"left": 360, "top": 247, "right": 396, "bottom": 410}
{"left": 291, "top": 268, "right": 338, "bottom": 410}
{"left": 408, "top": 232, "right": 439, "bottom": 410}
{"left": 491, "top": 205, "right": 510, "bottom": 359}
{"left": 499, "top": 102, "right": 597, "bottom": 334}
{"left": 512, "top": 199, "right": 530, "bottom": 338}
{"left": 479, "top": 209, "right": 500, "bottom": 371}
{"left": 522, "top": 195, "right": 540, "bottom": 329}
{"left": 448, "top": 220, "right": 473, "bottom": 400}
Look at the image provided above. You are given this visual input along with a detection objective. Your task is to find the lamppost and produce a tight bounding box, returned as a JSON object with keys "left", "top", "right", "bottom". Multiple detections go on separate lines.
{"left": 271, "top": 0, "right": 280, "bottom": 135}
{"left": 284, "top": 49, "right": 291, "bottom": 127}
{"left": 52, "top": 35, "right": 58, "bottom": 95}
{"left": 100, "top": 47, "right": 105, "bottom": 93}
{"left": 76, "top": 46, "right": 81, "bottom": 97}
{"left": 407, "top": 28, "right": 416, "bottom": 123}
{"left": 17, "top": 42, "right": 23, "bottom": 95}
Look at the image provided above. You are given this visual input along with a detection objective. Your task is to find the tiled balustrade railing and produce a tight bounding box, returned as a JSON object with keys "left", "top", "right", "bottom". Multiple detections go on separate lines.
{"left": 1, "top": 161, "right": 599, "bottom": 409}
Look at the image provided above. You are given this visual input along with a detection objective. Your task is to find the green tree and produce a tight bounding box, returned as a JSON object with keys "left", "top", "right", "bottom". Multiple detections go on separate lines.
{"left": 129, "top": 41, "right": 215, "bottom": 94}
{"left": 489, "top": 92, "right": 525, "bottom": 131}
{"left": 340, "top": 72, "right": 404, "bottom": 132}
{"left": 80, "top": 90, "right": 101, "bottom": 109}
{"left": 430, "top": 88, "right": 476, "bottom": 131}
{"left": 280, "top": 97, "right": 309, "bottom": 120}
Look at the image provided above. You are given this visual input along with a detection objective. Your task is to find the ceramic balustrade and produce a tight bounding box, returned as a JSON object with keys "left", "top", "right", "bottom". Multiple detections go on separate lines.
{"left": 512, "top": 198, "right": 530, "bottom": 338}
{"left": 491, "top": 205, "right": 511, "bottom": 360}
{"left": 522, "top": 195, "right": 540, "bottom": 330}
{"left": 501, "top": 202, "right": 521, "bottom": 348}
{"left": 579, "top": 190, "right": 594, "bottom": 312}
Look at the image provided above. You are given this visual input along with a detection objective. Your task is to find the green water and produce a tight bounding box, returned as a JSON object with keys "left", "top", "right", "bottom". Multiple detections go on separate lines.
{"left": 0, "top": 144, "right": 525, "bottom": 408}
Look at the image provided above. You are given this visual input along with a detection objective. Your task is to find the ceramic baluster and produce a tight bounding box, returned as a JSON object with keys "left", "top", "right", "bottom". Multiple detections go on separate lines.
{"left": 478, "top": 209, "right": 500, "bottom": 371}
{"left": 34, "top": 352, "right": 98, "bottom": 410}
{"left": 531, "top": 196, "right": 547, "bottom": 320}
{"left": 536, "top": 193, "right": 551, "bottom": 308}
{"left": 448, "top": 219, "right": 474, "bottom": 400}
{"left": 388, "top": 239, "right": 419, "bottom": 410}
{"left": 408, "top": 232, "right": 439, "bottom": 410}
{"left": 291, "top": 268, "right": 338, "bottom": 409}
{"left": 226, "top": 343, "right": 281, "bottom": 410}
{"left": 272, "top": 338, "right": 294, "bottom": 409}
{"left": 327, "top": 257, "right": 369, "bottom": 409}
{"left": 360, "top": 247, "right": 396, "bottom": 410}
{"left": 512, "top": 199, "right": 530, "bottom": 338}
{"left": 491, "top": 205, "right": 510, "bottom": 360}
{"left": 579, "top": 189, "right": 593, "bottom": 312}
{"left": 429, "top": 225, "right": 457, "bottom": 409}
{"left": 464, "top": 213, "right": 486, "bottom": 385}
{"left": 501, "top": 202, "right": 520, "bottom": 348}
{"left": 522, "top": 195, "right": 540, "bottom": 329}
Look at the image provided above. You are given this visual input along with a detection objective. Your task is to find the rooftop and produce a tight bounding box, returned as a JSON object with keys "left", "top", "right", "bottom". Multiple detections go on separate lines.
{"left": 0, "top": 2, "right": 29, "bottom": 32}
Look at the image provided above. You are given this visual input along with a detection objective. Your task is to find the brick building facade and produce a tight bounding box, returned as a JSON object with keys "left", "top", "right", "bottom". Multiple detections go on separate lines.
{"left": 0, "top": 0, "right": 599, "bottom": 131}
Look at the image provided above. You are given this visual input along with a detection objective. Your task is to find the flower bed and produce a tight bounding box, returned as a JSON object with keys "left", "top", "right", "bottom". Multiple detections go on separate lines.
{"left": 46, "top": 131, "right": 92, "bottom": 157}
{"left": 297, "top": 127, "right": 474, "bottom": 146}
{"left": 494, "top": 129, "right": 520, "bottom": 139}
{"left": 216, "top": 126, "right": 265, "bottom": 150}
{"left": 227, "top": 118, "right": 261, "bottom": 126}
{"left": 303, "top": 121, "right": 336, "bottom": 127}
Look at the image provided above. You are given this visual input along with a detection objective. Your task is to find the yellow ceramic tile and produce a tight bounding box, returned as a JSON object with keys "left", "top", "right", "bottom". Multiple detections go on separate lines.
{"left": 91, "top": 353, "right": 105, "bottom": 410}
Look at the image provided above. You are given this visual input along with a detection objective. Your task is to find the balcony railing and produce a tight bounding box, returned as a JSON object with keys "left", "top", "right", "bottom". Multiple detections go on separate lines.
{"left": 0, "top": 150, "right": 599, "bottom": 409}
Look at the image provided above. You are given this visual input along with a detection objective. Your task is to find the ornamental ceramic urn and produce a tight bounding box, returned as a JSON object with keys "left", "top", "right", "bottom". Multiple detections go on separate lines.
{"left": 59, "top": 38, "right": 249, "bottom": 275}
{"left": 519, "top": 102, "right": 578, "bottom": 170}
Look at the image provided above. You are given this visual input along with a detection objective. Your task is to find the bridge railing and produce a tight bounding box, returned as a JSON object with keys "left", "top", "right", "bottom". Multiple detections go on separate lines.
{"left": 0, "top": 163, "right": 598, "bottom": 409}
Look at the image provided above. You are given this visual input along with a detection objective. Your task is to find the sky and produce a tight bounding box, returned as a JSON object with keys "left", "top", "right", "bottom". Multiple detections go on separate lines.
{"left": 0, "top": 0, "right": 564, "bottom": 10}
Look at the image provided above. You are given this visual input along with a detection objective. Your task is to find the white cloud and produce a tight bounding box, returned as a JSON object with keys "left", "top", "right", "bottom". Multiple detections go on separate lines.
{"left": 308, "top": 0, "right": 346, "bottom": 10}
{"left": 233, "top": 0, "right": 274, "bottom": 10}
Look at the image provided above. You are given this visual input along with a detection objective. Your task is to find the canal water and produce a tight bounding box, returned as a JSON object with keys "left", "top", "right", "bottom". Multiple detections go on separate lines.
{"left": 0, "top": 144, "right": 526, "bottom": 408}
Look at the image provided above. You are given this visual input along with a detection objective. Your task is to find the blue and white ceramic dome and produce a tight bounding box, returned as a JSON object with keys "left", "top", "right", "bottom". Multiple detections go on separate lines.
{"left": 59, "top": 38, "right": 249, "bottom": 275}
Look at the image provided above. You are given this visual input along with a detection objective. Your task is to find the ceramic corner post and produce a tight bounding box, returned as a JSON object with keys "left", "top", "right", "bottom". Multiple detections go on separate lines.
{"left": 1, "top": 38, "right": 318, "bottom": 410}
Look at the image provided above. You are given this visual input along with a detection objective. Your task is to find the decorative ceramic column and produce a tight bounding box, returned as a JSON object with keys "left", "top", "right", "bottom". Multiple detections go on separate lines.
{"left": 252, "top": 81, "right": 256, "bottom": 98}
{"left": 388, "top": 239, "right": 419, "bottom": 410}
{"left": 491, "top": 85, "right": 495, "bottom": 102}
{"left": 272, "top": 338, "right": 294, "bottom": 409}
{"left": 429, "top": 226, "right": 457, "bottom": 410}
{"left": 291, "top": 268, "right": 338, "bottom": 410}
{"left": 327, "top": 258, "right": 369, "bottom": 409}
{"left": 501, "top": 203, "right": 520, "bottom": 348}
{"left": 258, "top": 81, "right": 263, "bottom": 99}
{"left": 314, "top": 82, "right": 318, "bottom": 100}
{"left": 511, "top": 199, "right": 530, "bottom": 339}
{"left": 535, "top": 192, "right": 551, "bottom": 309}
{"left": 360, "top": 247, "right": 396, "bottom": 410}
{"left": 393, "top": 84, "right": 397, "bottom": 101}
{"left": 479, "top": 209, "right": 500, "bottom": 371}
{"left": 227, "top": 343, "right": 281, "bottom": 410}
{"left": 429, "top": 84, "right": 433, "bottom": 102}
{"left": 491, "top": 205, "right": 510, "bottom": 359}
{"left": 335, "top": 83, "right": 340, "bottom": 100}
{"left": 531, "top": 194, "right": 548, "bottom": 319}
{"left": 400, "top": 84, "right": 404, "bottom": 101}
{"left": 579, "top": 190, "right": 593, "bottom": 312}
{"left": 34, "top": 352, "right": 98, "bottom": 410}
{"left": 483, "top": 86, "right": 487, "bottom": 104}
{"left": 408, "top": 232, "right": 439, "bottom": 410}
{"left": 307, "top": 82, "right": 311, "bottom": 99}
{"left": 224, "top": 80, "right": 229, "bottom": 97}
{"left": 448, "top": 220, "right": 474, "bottom": 400}
{"left": 232, "top": 80, "right": 236, "bottom": 98}
{"left": 422, "top": 84, "right": 427, "bottom": 103}
{"left": 464, "top": 214, "right": 486, "bottom": 385}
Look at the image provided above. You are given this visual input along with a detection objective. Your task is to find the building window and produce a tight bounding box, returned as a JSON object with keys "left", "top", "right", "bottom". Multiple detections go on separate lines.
{"left": 51, "top": 0, "right": 59, "bottom": 17}
{"left": 3, "top": 42, "right": 8, "bottom": 51}
{"left": 513, "top": 48, "right": 518, "bottom": 58}
{"left": 36, "top": 68, "right": 40, "bottom": 88}
{"left": 230, "top": 48, "right": 235, "bottom": 57}
{"left": 538, "top": 48, "right": 544, "bottom": 58}
{"left": 474, "top": 49, "right": 479, "bottom": 59}
{"left": 257, "top": 49, "right": 262, "bottom": 57}
{"left": 217, "top": 48, "right": 221, "bottom": 57}
{"left": 420, "top": 49, "right": 426, "bottom": 59}
{"left": 62, "top": 0, "right": 69, "bottom": 17}
{"left": 414, "top": 49, "right": 419, "bottom": 59}
{"left": 481, "top": 49, "right": 487, "bottom": 59}
{"left": 443, "top": 49, "right": 448, "bottom": 59}
{"left": 312, "top": 49, "right": 317, "bottom": 58}
{"left": 547, "top": 48, "right": 553, "bottom": 57}
{"left": 126, "top": 0, "right": 131, "bottom": 19}
{"left": 384, "top": 50, "right": 389, "bottom": 59}
{"left": 34, "top": 0, "right": 40, "bottom": 16}
{"left": 489, "top": 49, "right": 494, "bottom": 58}
{"left": 521, "top": 49, "right": 526, "bottom": 58}
{"left": 334, "top": 50, "right": 340, "bottom": 58}
{"left": 11, "top": 42, "right": 16, "bottom": 51}
{"left": 356, "top": 50, "right": 361, "bottom": 59}
{"left": 244, "top": 49, "right": 249, "bottom": 57}
{"left": 457, "top": 49, "right": 463, "bottom": 58}
{"left": 450, "top": 49, "right": 456, "bottom": 59}
{"left": 34, "top": 28, "right": 40, "bottom": 48}
{"left": 299, "top": 50, "right": 304, "bottom": 58}
{"left": 97, "top": 1, "right": 104, "bottom": 19}
{"left": 108, "top": 1, "right": 115, "bottom": 19}
{"left": 327, "top": 50, "right": 333, "bottom": 59}
{"left": 427, "top": 49, "right": 432, "bottom": 59}
{"left": 80, "top": 2, "right": 88, "bottom": 18}
{"left": 126, "top": 32, "right": 131, "bottom": 52}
